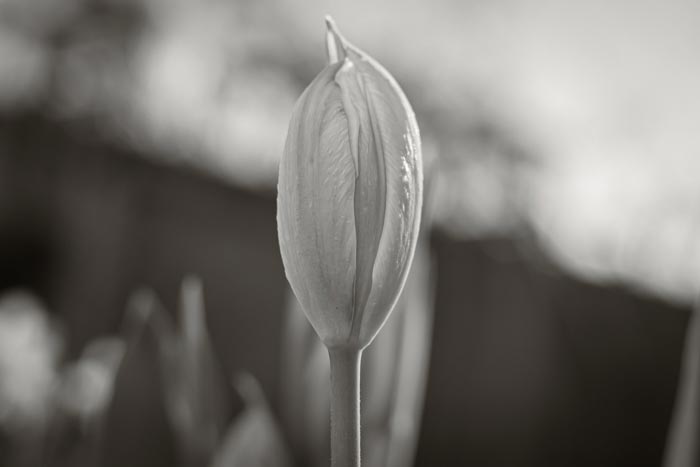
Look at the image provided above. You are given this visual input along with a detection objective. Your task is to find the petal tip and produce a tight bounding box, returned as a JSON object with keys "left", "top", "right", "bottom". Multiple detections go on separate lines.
{"left": 325, "top": 15, "right": 347, "bottom": 64}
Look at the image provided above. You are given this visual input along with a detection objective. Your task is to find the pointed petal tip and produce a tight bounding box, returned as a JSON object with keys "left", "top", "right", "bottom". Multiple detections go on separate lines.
{"left": 324, "top": 15, "right": 346, "bottom": 64}
{"left": 324, "top": 15, "right": 345, "bottom": 45}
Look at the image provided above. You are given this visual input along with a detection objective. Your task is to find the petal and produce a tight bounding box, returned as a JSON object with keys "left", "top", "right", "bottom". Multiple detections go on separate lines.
{"left": 277, "top": 63, "right": 358, "bottom": 345}
{"left": 347, "top": 53, "right": 423, "bottom": 347}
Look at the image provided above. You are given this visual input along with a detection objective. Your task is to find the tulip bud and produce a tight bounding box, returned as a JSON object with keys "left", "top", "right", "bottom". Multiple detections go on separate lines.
{"left": 277, "top": 17, "right": 423, "bottom": 351}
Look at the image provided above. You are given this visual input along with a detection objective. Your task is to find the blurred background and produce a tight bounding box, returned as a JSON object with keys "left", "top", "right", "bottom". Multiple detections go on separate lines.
{"left": 1, "top": 0, "right": 699, "bottom": 466}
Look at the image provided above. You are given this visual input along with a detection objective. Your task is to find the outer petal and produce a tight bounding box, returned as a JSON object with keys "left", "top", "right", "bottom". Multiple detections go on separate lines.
{"left": 277, "top": 63, "right": 358, "bottom": 345}
{"left": 343, "top": 50, "right": 423, "bottom": 348}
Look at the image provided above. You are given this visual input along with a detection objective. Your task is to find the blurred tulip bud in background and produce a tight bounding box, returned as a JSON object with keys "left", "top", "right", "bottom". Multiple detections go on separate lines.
{"left": 277, "top": 16, "right": 423, "bottom": 351}
{"left": 166, "top": 277, "right": 232, "bottom": 466}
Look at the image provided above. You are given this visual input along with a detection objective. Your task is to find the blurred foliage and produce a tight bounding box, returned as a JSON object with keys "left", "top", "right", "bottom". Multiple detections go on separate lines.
{"left": 0, "top": 251, "right": 435, "bottom": 467}
{"left": 1, "top": 0, "right": 700, "bottom": 303}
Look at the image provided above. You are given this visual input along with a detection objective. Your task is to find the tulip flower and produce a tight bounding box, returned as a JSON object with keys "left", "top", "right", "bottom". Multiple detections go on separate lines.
{"left": 277, "top": 16, "right": 423, "bottom": 467}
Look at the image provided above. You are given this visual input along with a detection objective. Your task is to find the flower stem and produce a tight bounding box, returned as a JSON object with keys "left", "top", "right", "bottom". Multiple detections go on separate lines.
{"left": 328, "top": 346, "right": 362, "bottom": 467}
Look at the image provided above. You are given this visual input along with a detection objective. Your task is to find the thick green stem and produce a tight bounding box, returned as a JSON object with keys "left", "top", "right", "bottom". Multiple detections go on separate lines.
{"left": 329, "top": 346, "right": 362, "bottom": 467}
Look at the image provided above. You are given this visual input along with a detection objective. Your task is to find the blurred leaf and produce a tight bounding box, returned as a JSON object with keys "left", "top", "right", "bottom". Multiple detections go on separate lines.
{"left": 210, "top": 373, "right": 292, "bottom": 467}
{"left": 161, "top": 276, "right": 233, "bottom": 466}
{"left": 100, "top": 280, "right": 235, "bottom": 467}
{"left": 663, "top": 307, "right": 700, "bottom": 467}
{"left": 100, "top": 289, "right": 178, "bottom": 467}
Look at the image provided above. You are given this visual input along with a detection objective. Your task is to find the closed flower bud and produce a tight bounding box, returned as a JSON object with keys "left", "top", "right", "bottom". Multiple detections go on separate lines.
{"left": 277, "top": 17, "right": 423, "bottom": 350}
